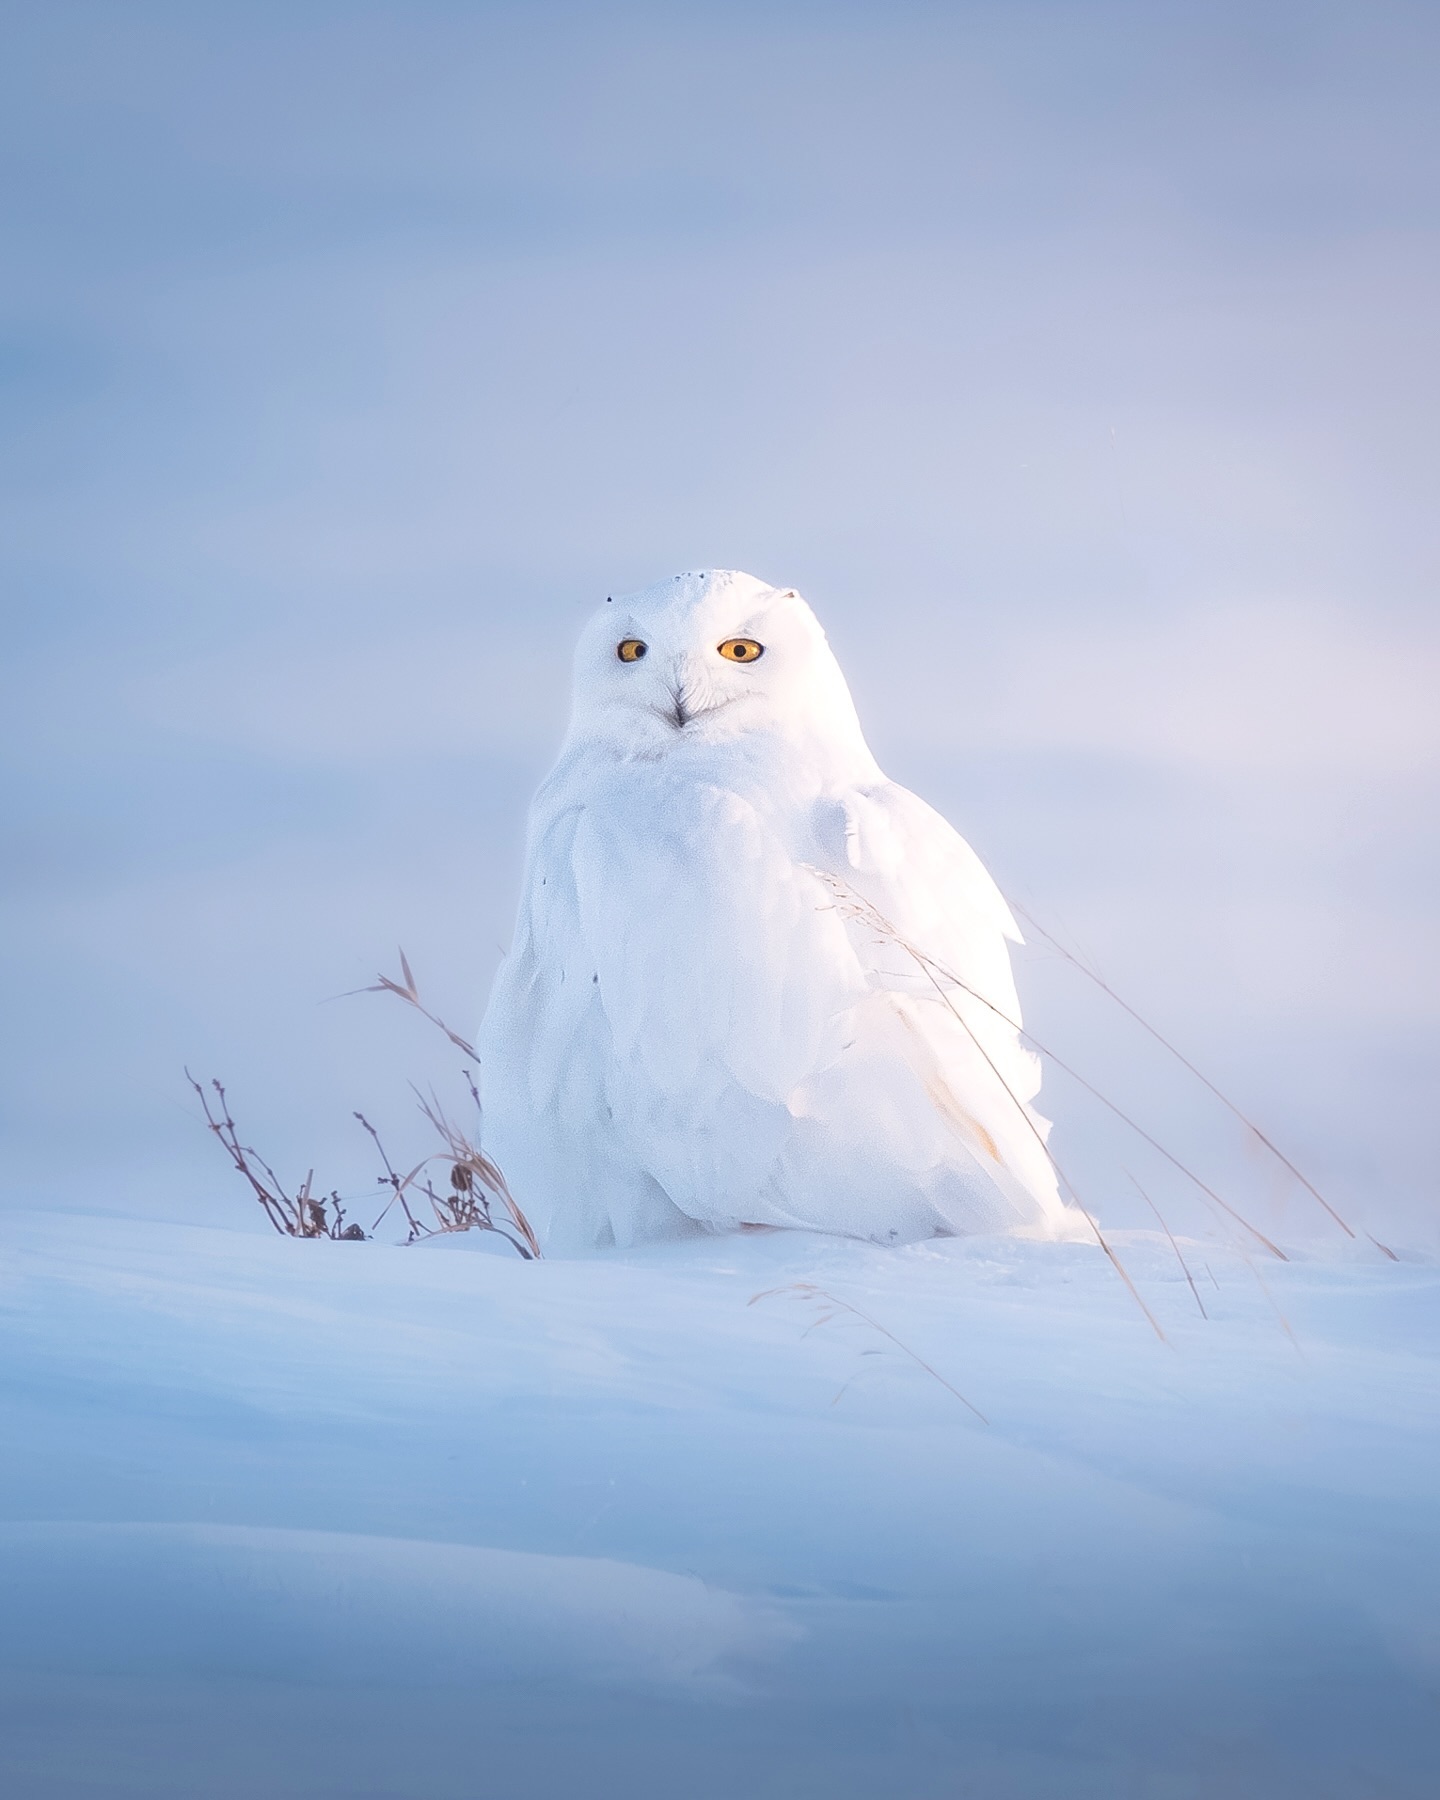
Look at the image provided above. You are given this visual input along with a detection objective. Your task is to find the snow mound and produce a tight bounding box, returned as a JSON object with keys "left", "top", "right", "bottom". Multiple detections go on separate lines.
{"left": 1, "top": 1209, "right": 1437, "bottom": 1798}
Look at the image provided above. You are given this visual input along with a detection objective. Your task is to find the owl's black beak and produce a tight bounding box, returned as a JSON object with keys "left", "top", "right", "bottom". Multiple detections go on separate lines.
{"left": 668, "top": 687, "right": 690, "bottom": 729}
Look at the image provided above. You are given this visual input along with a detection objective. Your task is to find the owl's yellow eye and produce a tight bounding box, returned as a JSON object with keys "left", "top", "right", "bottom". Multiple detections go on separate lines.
{"left": 717, "top": 638, "right": 765, "bottom": 663}
{"left": 616, "top": 639, "right": 648, "bottom": 662}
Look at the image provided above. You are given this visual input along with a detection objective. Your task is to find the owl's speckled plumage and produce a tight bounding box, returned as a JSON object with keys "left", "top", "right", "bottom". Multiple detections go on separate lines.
{"left": 478, "top": 570, "right": 1071, "bottom": 1253}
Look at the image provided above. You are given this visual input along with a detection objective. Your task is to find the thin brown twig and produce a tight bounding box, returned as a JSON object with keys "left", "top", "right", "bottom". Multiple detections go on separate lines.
{"left": 354, "top": 1112, "right": 428, "bottom": 1240}
{"left": 187, "top": 1072, "right": 362, "bottom": 1240}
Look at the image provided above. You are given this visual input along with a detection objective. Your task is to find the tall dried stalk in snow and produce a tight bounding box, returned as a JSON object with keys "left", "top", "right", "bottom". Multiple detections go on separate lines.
{"left": 1008, "top": 900, "right": 1390, "bottom": 1257}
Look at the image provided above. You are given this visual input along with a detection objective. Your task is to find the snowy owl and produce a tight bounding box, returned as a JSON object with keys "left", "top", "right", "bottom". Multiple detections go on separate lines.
{"left": 478, "top": 570, "right": 1070, "bottom": 1253}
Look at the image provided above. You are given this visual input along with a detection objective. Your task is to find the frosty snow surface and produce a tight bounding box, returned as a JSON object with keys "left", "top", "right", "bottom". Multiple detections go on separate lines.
{"left": 2, "top": 1208, "right": 1437, "bottom": 1798}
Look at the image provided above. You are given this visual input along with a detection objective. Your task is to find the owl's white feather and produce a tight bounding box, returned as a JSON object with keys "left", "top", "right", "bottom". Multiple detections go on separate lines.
{"left": 478, "top": 570, "right": 1071, "bottom": 1252}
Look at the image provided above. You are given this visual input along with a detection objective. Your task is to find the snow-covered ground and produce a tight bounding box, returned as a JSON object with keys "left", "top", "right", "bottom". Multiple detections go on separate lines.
{"left": 1, "top": 1207, "right": 1436, "bottom": 1797}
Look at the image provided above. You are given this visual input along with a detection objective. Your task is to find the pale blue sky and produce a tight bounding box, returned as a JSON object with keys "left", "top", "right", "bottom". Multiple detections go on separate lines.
{"left": 2, "top": 1, "right": 1436, "bottom": 1238}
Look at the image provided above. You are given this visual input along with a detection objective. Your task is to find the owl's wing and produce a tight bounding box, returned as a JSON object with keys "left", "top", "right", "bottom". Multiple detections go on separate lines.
{"left": 812, "top": 781, "right": 1063, "bottom": 1218}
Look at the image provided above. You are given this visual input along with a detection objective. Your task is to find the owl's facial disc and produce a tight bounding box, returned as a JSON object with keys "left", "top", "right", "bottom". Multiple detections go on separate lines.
{"left": 570, "top": 570, "right": 868, "bottom": 764}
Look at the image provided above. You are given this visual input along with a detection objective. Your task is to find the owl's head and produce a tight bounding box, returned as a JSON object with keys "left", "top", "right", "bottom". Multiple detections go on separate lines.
{"left": 566, "top": 569, "right": 877, "bottom": 771}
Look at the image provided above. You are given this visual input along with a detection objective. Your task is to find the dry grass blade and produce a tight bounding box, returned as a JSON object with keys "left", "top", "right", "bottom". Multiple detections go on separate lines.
{"left": 970, "top": 988, "right": 1288, "bottom": 1262}
{"left": 809, "top": 867, "right": 1285, "bottom": 1266}
{"left": 411, "top": 1076, "right": 542, "bottom": 1259}
{"left": 1128, "top": 1172, "right": 1207, "bottom": 1321}
{"left": 335, "top": 954, "right": 540, "bottom": 1256}
{"left": 807, "top": 868, "right": 1169, "bottom": 1342}
{"left": 1226, "top": 1230, "right": 1302, "bottom": 1355}
{"left": 1010, "top": 902, "right": 1393, "bottom": 1258}
{"left": 346, "top": 949, "right": 479, "bottom": 1060}
{"left": 751, "top": 1282, "right": 988, "bottom": 1423}
{"left": 356, "top": 1099, "right": 537, "bottom": 1258}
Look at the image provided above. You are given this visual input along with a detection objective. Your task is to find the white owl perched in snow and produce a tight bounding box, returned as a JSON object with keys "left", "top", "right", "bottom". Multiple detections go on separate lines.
{"left": 478, "top": 570, "right": 1070, "bottom": 1253}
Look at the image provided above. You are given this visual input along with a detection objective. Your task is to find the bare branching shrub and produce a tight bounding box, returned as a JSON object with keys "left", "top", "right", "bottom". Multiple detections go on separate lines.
{"left": 189, "top": 1074, "right": 366, "bottom": 1241}
{"left": 190, "top": 955, "right": 539, "bottom": 1258}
